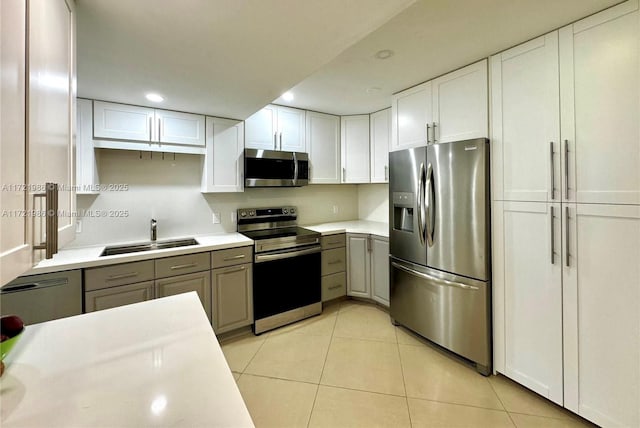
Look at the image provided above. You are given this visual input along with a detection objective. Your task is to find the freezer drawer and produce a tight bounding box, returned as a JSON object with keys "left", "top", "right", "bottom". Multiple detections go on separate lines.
{"left": 0, "top": 270, "right": 82, "bottom": 325}
{"left": 390, "top": 258, "right": 491, "bottom": 374}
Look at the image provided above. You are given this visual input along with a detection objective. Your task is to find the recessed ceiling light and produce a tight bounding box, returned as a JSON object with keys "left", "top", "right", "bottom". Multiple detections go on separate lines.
{"left": 374, "top": 49, "right": 394, "bottom": 60}
{"left": 145, "top": 93, "right": 164, "bottom": 103}
{"left": 282, "top": 91, "right": 294, "bottom": 102}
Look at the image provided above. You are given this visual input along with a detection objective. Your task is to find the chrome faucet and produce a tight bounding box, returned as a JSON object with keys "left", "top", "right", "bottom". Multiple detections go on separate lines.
{"left": 150, "top": 219, "right": 157, "bottom": 242}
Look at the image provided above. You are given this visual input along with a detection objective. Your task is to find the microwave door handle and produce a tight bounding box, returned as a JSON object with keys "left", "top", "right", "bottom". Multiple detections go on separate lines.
{"left": 293, "top": 152, "right": 298, "bottom": 186}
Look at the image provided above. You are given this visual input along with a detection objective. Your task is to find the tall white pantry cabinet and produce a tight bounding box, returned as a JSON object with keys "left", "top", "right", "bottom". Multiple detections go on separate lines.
{"left": 491, "top": 1, "right": 640, "bottom": 427}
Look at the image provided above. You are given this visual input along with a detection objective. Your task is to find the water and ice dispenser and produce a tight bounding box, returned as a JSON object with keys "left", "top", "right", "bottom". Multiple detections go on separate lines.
{"left": 392, "top": 192, "right": 414, "bottom": 232}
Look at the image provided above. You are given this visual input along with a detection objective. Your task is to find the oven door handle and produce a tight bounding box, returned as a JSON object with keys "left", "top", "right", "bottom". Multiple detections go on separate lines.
{"left": 255, "top": 246, "right": 321, "bottom": 263}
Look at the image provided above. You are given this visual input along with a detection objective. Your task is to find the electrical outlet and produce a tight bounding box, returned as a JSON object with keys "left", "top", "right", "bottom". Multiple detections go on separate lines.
{"left": 333, "top": 205, "right": 339, "bottom": 214}
{"left": 212, "top": 212, "right": 221, "bottom": 224}
{"left": 76, "top": 219, "right": 82, "bottom": 233}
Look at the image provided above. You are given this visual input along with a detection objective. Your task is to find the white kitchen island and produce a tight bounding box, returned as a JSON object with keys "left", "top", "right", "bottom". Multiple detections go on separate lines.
{"left": 0, "top": 292, "right": 254, "bottom": 427}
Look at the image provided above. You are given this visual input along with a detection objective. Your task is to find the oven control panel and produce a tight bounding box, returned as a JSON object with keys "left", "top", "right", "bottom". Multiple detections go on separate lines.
{"left": 237, "top": 206, "right": 297, "bottom": 221}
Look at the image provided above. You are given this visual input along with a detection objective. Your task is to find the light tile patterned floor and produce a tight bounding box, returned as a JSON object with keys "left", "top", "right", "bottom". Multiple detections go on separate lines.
{"left": 221, "top": 300, "right": 595, "bottom": 428}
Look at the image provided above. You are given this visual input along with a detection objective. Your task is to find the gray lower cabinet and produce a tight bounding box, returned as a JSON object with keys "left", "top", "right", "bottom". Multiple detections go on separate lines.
{"left": 321, "top": 234, "right": 347, "bottom": 302}
{"left": 85, "top": 281, "right": 154, "bottom": 312}
{"left": 346, "top": 233, "right": 389, "bottom": 306}
{"left": 371, "top": 235, "right": 389, "bottom": 306}
{"left": 211, "top": 263, "right": 253, "bottom": 334}
{"left": 155, "top": 270, "right": 212, "bottom": 321}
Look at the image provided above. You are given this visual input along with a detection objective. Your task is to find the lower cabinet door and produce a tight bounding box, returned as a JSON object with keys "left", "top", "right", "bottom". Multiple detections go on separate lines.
{"left": 346, "top": 234, "right": 371, "bottom": 298}
{"left": 84, "top": 281, "right": 154, "bottom": 313}
{"left": 155, "top": 271, "right": 212, "bottom": 322}
{"left": 212, "top": 263, "right": 253, "bottom": 334}
{"left": 371, "top": 236, "right": 389, "bottom": 307}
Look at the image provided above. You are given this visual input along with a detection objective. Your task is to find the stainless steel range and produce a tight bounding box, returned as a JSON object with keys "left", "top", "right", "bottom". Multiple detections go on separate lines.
{"left": 237, "top": 206, "right": 322, "bottom": 334}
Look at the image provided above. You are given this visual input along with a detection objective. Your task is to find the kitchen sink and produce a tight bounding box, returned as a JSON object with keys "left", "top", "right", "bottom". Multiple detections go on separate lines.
{"left": 100, "top": 238, "right": 199, "bottom": 257}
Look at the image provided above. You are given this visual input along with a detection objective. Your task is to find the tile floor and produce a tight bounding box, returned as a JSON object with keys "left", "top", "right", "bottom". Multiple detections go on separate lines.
{"left": 221, "top": 300, "right": 595, "bottom": 428}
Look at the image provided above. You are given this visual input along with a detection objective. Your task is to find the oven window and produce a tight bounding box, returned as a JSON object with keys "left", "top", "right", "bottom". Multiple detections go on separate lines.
{"left": 246, "top": 158, "right": 295, "bottom": 180}
{"left": 253, "top": 251, "right": 321, "bottom": 320}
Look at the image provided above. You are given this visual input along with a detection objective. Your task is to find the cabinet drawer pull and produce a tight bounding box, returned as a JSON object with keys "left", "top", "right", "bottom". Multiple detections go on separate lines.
{"left": 170, "top": 263, "right": 198, "bottom": 270}
{"left": 328, "top": 260, "right": 343, "bottom": 265}
{"left": 224, "top": 265, "right": 246, "bottom": 274}
{"left": 326, "top": 240, "right": 342, "bottom": 245}
{"left": 223, "top": 254, "right": 246, "bottom": 261}
{"left": 328, "top": 284, "right": 343, "bottom": 290}
{"left": 107, "top": 272, "right": 138, "bottom": 281}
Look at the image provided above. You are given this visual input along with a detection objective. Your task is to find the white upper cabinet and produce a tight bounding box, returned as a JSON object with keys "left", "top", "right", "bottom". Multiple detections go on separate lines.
{"left": 76, "top": 99, "right": 99, "bottom": 194}
{"left": 306, "top": 111, "right": 340, "bottom": 184}
{"left": 560, "top": 1, "right": 640, "bottom": 205}
{"left": 432, "top": 59, "right": 488, "bottom": 144}
{"left": 245, "top": 105, "right": 306, "bottom": 152}
{"left": 1, "top": 0, "right": 31, "bottom": 285}
{"left": 201, "top": 117, "right": 244, "bottom": 193}
{"left": 156, "top": 109, "right": 206, "bottom": 147}
{"left": 370, "top": 108, "right": 390, "bottom": 183}
{"left": 244, "top": 105, "right": 277, "bottom": 150}
{"left": 562, "top": 203, "right": 640, "bottom": 427}
{"left": 93, "top": 101, "right": 206, "bottom": 152}
{"left": 491, "top": 33, "right": 560, "bottom": 203}
{"left": 495, "top": 201, "right": 564, "bottom": 405}
{"left": 391, "top": 60, "right": 488, "bottom": 152}
{"left": 93, "top": 101, "right": 154, "bottom": 142}
{"left": 341, "top": 115, "right": 370, "bottom": 183}
{"left": 391, "top": 81, "right": 432, "bottom": 151}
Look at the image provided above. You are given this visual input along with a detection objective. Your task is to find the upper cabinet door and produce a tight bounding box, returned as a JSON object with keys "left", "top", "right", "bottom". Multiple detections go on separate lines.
{"left": 341, "top": 115, "right": 370, "bottom": 183}
{"left": 491, "top": 33, "right": 560, "bottom": 203}
{"left": 244, "top": 105, "right": 277, "bottom": 150}
{"left": 29, "top": 0, "right": 76, "bottom": 254}
{"left": 560, "top": 1, "right": 640, "bottom": 205}
{"left": 201, "top": 117, "right": 244, "bottom": 193}
{"left": 0, "top": 0, "right": 31, "bottom": 285}
{"left": 432, "top": 59, "right": 488, "bottom": 144}
{"left": 93, "top": 101, "right": 154, "bottom": 142}
{"left": 306, "top": 111, "right": 340, "bottom": 184}
{"left": 370, "top": 108, "right": 391, "bottom": 183}
{"left": 391, "top": 81, "right": 432, "bottom": 151}
{"left": 277, "top": 106, "right": 306, "bottom": 152}
{"left": 156, "top": 110, "right": 205, "bottom": 147}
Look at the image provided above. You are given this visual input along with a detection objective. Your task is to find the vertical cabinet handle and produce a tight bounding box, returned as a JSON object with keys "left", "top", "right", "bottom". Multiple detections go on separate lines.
{"left": 367, "top": 235, "right": 372, "bottom": 252}
{"left": 149, "top": 116, "right": 153, "bottom": 142}
{"left": 384, "top": 165, "right": 388, "bottom": 181}
{"left": 564, "top": 140, "right": 569, "bottom": 200}
{"left": 565, "top": 206, "right": 570, "bottom": 267}
{"left": 342, "top": 167, "right": 346, "bottom": 182}
{"left": 279, "top": 132, "right": 283, "bottom": 150}
{"left": 432, "top": 122, "right": 437, "bottom": 143}
{"left": 33, "top": 182, "right": 59, "bottom": 259}
{"left": 550, "top": 206, "right": 555, "bottom": 265}
{"left": 273, "top": 132, "right": 277, "bottom": 150}
{"left": 550, "top": 142, "right": 555, "bottom": 200}
{"left": 426, "top": 123, "right": 431, "bottom": 144}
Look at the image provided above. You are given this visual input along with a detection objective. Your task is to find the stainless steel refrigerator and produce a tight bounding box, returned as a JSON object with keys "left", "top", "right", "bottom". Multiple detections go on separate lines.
{"left": 389, "top": 138, "right": 491, "bottom": 375}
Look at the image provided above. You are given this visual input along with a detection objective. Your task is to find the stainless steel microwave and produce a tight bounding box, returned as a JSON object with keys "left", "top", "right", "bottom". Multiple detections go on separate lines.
{"left": 244, "top": 149, "right": 309, "bottom": 187}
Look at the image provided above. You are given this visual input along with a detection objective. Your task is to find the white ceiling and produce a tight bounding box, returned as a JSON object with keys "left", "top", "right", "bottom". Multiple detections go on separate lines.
{"left": 77, "top": 0, "right": 621, "bottom": 119}
{"left": 75, "top": 0, "right": 415, "bottom": 120}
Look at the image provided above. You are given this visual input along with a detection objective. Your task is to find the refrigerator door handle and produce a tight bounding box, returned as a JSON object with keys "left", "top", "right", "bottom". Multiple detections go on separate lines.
{"left": 425, "top": 163, "right": 435, "bottom": 247}
{"left": 417, "top": 162, "right": 426, "bottom": 245}
{"left": 391, "top": 262, "right": 479, "bottom": 291}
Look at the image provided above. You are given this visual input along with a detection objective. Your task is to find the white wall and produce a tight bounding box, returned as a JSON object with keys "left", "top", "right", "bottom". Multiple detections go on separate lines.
{"left": 71, "top": 149, "right": 359, "bottom": 247}
{"left": 358, "top": 183, "right": 388, "bottom": 222}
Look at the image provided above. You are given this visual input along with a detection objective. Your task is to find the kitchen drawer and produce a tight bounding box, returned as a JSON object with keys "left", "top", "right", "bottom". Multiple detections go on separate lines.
{"left": 155, "top": 252, "right": 210, "bottom": 279}
{"left": 211, "top": 246, "right": 253, "bottom": 268}
{"left": 321, "top": 233, "right": 346, "bottom": 250}
{"left": 85, "top": 260, "right": 155, "bottom": 291}
{"left": 322, "top": 247, "right": 346, "bottom": 276}
{"left": 322, "top": 272, "right": 346, "bottom": 302}
{"left": 85, "top": 281, "right": 154, "bottom": 312}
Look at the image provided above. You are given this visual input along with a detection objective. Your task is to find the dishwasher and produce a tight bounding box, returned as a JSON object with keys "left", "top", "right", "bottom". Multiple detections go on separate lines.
{"left": 0, "top": 270, "right": 83, "bottom": 325}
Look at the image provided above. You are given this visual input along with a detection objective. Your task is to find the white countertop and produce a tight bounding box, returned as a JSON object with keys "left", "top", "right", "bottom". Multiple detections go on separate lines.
{"left": 305, "top": 220, "right": 388, "bottom": 237}
{"left": 0, "top": 292, "right": 254, "bottom": 428}
{"left": 23, "top": 232, "right": 253, "bottom": 276}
